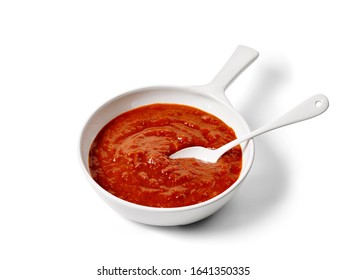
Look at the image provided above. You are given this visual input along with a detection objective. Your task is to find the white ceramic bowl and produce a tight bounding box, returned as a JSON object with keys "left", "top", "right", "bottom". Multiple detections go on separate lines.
{"left": 79, "top": 46, "right": 259, "bottom": 226}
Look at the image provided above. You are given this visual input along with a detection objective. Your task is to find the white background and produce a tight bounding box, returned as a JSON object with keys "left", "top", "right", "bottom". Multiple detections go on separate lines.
{"left": 1, "top": 1, "right": 346, "bottom": 279}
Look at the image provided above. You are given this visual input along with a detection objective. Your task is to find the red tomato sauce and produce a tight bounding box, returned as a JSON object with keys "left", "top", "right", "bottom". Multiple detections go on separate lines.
{"left": 89, "top": 104, "right": 242, "bottom": 208}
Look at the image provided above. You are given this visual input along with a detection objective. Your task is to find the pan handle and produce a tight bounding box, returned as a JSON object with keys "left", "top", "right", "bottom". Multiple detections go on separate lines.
{"left": 192, "top": 45, "right": 259, "bottom": 104}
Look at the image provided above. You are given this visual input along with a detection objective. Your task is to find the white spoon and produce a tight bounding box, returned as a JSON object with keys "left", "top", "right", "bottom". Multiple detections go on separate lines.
{"left": 170, "top": 94, "right": 329, "bottom": 163}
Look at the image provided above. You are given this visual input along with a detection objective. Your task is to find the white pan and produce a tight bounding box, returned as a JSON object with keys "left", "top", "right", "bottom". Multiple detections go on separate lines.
{"left": 79, "top": 45, "right": 259, "bottom": 226}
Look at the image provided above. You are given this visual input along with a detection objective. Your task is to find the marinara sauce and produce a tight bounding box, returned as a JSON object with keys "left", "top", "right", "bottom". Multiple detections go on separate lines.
{"left": 89, "top": 104, "right": 242, "bottom": 208}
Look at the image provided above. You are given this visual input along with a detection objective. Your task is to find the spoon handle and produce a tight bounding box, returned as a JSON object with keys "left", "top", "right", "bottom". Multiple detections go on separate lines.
{"left": 217, "top": 94, "right": 329, "bottom": 155}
